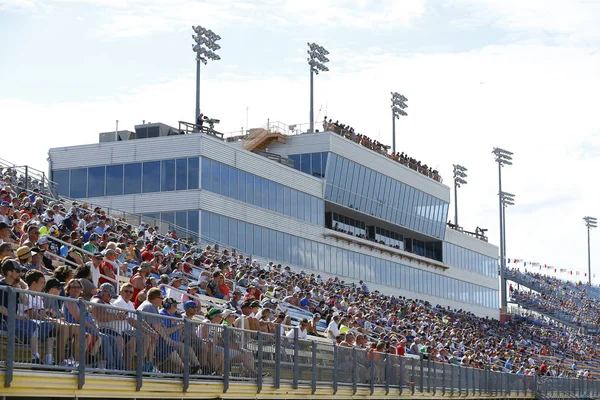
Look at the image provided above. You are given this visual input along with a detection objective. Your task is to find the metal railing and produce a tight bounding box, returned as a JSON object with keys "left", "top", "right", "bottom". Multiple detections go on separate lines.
{"left": 2, "top": 286, "right": 598, "bottom": 397}
{"left": 0, "top": 157, "right": 57, "bottom": 197}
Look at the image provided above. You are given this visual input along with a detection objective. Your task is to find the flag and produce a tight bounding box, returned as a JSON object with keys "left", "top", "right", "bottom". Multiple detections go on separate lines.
{"left": 570, "top": 271, "right": 573, "bottom": 275}
{"left": 554, "top": 269, "right": 557, "bottom": 273}
{"left": 507, "top": 259, "right": 511, "bottom": 263}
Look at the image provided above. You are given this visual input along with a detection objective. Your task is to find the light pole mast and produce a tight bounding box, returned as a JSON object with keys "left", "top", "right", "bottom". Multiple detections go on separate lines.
{"left": 584, "top": 216, "right": 597, "bottom": 285}
{"left": 452, "top": 164, "right": 467, "bottom": 227}
{"left": 307, "top": 42, "right": 329, "bottom": 133}
{"left": 192, "top": 25, "right": 221, "bottom": 126}
{"left": 492, "top": 147, "right": 513, "bottom": 309}
{"left": 391, "top": 92, "right": 408, "bottom": 154}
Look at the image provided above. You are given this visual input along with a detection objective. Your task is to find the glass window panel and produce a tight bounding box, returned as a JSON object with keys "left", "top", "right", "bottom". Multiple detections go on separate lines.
{"left": 161, "top": 159, "right": 175, "bottom": 192}
{"left": 260, "top": 179, "right": 268, "bottom": 209}
{"left": 269, "top": 230, "right": 277, "bottom": 260}
{"left": 229, "top": 217, "right": 238, "bottom": 251}
{"left": 284, "top": 233, "right": 291, "bottom": 264}
{"left": 217, "top": 215, "right": 227, "bottom": 245}
{"left": 208, "top": 212, "right": 219, "bottom": 242}
{"left": 142, "top": 161, "right": 160, "bottom": 193}
{"left": 297, "top": 192, "right": 305, "bottom": 221}
{"left": 291, "top": 236, "right": 299, "bottom": 265}
{"left": 254, "top": 226, "right": 262, "bottom": 256}
{"left": 245, "top": 223, "right": 253, "bottom": 256}
{"left": 277, "top": 232, "right": 284, "bottom": 261}
{"left": 238, "top": 221, "right": 246, "bottom": 253}
{"left": 123, "top": 163, "right": 142, "bottom": 195}
{"left": 201, "top": 158, "right": 211, "bottom": 191}
{"left": 188, "top": 157, "right": 199, "bottom": 190}
{"left": 299, "top": 154, "right": 310, "bottom": 175}
{"left": 321, "top": 152, "right": 328, "bottom": 177}
{"left": 311, "top": 152, "right": 322, "bottom": 178}
{"left": 283, "top": 186, "right": 291, "bottom": 216}
{"left": 188, "top": 210, "right": 199, "bottom": 241}
{"left": 53, "top": 169, "right": 70, "bottom": 197}
{"left": 289, "top": 154, "right": 300, "bottom": 170}
{"left": 246, "top": 173, "right": 254, "bottom": 205}
{"left": 310, "top": 196, "right": 318, "bottom": 224}
{"left": 175, "top": 158, "right": 187, "bottom": 191}
{"left": 290, "top": 189, "right": 298, "bottom": 219}
{"left": 105, "top": 164, "right": 123, "bottom": 196}
{"left": 219, "top": 163, "right": 229, "bottom": 197}
{"left": 305, "top": 194, "right": 311, "bottom": 222}
{"left": 229, "top": 168, "right": 238, "bottom": 201}
{"left": 238, "top": 171, "right": 247, "bottom": 203}
{"left": 70, "top": 168, "right": 87, "bottom": 198}
{"left": 87, "top": 166, "right": 105, "bottom": 198}
{"left": 268, "top": 181, "right": 277, "bottom": 211}
{"left": 253, "top": 176, "right": 262, "bottom": 206}
{"left": 274, "top": 183, "right": 283, "bottom": 214}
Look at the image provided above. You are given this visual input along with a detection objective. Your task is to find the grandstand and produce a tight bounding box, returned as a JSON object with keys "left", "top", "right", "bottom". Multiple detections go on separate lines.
{"left": 1, "top": 140, "right": 600, "bottom": 399}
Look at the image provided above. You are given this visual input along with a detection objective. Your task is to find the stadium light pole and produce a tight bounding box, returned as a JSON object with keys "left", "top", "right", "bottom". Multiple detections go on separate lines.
{"left": 391, "top": 92, "right": 408, "bottom": 154}
{"left": 584, "top": 216, "right": 597, "bottom": 285}
{"left": 452, "top": 164, "right": 467, "bottom": 227}
{"left": 500, "top": 191, "right": 515, "bottom": 271}
{"left": 307, "top": 42, "right": 329, "bottom": 133}
{"left": 192, "top": 25, "right": 221, "bottom": 126}
{"left": 493, "top": 147, "right": 513, "bottom": 309}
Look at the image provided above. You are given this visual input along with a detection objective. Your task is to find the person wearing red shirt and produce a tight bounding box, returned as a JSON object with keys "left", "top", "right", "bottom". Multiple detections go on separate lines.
{"left": 141, "top": 244, "right": 154, "bottom": 262}
{"left": 98, "top": 249, "right": 118, "bottom": 287}
{"left": 396, "top": 339, "right": 406, "bottom": 356}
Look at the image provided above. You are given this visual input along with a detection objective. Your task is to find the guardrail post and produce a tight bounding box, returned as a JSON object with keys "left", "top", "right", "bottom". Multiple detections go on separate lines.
{"left": 419, "top": 354, "right": 424, "bottom": 393}
{"left": 183, "top": 318, "right": 191, "bottom": 393}
{"left": 311, "top": 341, "right": 317, "bottom": 395}
{"left": 409, "top": 358, "right": 415, "bottom": 395}
{"left": 352, "top": 347, "right": 357, "bottom": 395}
{"left": 369, "top": 349, "right": 374, "bottom": 395}
{"left": 135, "top": 311, "right": 143, "bottom": 391}
{"left": 441, "top": 361, "right": 446, "bottom": 396}
{"left": 472, "top": 364, "right": 475, "bottom": 394}
{"left": 4, "top": 287, "right": 16, "bottom": 388}
{"left": 257, "top": 331, "right": 263, "bottom": 394}
{"left": 426, "top": 357, "right": 431, "bottom": 394}
{"left": 450, "top": 363, "right": 454, "bottom": 397}
{"left": 333, "top": 345, "right": 338, "bottom": 395}
{"left": 274, "top": 323, "right": 281, "bottom": 389}
{"left": 293, "top": 327, "right": 299, "bottom": 389}
{"left": 223, "top": 325, "right": 230, "bottom": 393}
{"left": 77, "top": 300, "right": 87, "bottom": 390}
{"left": 399, "top": 356, "right": 404, "bottom": 396}
{"left": 385, "top": 354, "right": 390, "bottom": 395}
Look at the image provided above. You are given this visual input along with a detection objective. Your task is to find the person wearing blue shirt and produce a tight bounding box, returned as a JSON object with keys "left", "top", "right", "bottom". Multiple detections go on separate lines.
{"left": 158, "top": 297, "right": 200, "bottom": 374}
{"left": 299, "top": 292, "right": 312, "bottom": 311}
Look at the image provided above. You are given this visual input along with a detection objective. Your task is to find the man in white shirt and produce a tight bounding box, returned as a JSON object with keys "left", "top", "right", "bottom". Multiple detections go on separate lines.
{"left": 286, "top": 318, "right": 309, "bottom": 341}
{"left": 326, "top": 314, "right": 341, "bottom": 343}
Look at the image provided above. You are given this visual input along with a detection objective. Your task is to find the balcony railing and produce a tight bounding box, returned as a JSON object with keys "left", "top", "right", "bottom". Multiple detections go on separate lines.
{"left": 1, "top": 286, "right": 598, "bottom": 398}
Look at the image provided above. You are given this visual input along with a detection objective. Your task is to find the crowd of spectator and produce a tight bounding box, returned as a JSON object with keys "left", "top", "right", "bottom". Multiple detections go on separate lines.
{"left": 508, "top": 268, "right": 600, "bottom": 328}
{"left": 2, "top": 165, "right": 600, "bottom": 381}
{"left": 322, "top": 117, "right": 441, "bottom": 182}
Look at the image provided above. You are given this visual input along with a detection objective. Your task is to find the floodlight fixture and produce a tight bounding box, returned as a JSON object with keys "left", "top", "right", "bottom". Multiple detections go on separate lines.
{"left": 452, "top": 164, "right": 468, "bottom": 226}
{"left": 584, "top": 216, "right": 597, "bottom": 284}
{"left": 191, "top": 25, "right": 221, "bottom": 124}
{"left": 308, "top": 42, "right": 330, "bottom": 133}
{"left": 391, "top": 91, "right": 408, "bottom": 153}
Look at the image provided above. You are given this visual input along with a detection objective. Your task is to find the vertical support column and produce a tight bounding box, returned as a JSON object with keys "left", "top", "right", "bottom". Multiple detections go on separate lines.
{"left": 195, "top": 57, "right": 201, "bottom": 126}
{"left": 311, "top": 341, "right": 317, "bottom": 395}
{"left": 223, "top": 325, "right": 230, "bottom": 393}
{"left": 25, "top": 166, "right": 29, "bottom": 191}
{"left": 183, "top": 319, "right": 191, "bottom": 393}
{"left": 77, "top": 300, "right": 87, "bottom": 390}
{"left": 498, "top": 162, "right": 507, "bottom": 308}
{"left": 392, "top": 112, "right": 396, "bottom": 154}
{"left": 352, "top": 347, "right": 357, "bottom": 395}
{"left": 274, "top": 323, "right": 281, "bottom": 389}
{"left": 293, "top": 327, "right": 299, "bottom": 389}
{"left": 369, "top": 350, "right": 374, "bottom": 395}
{"left": 257, "top": 331, "right": 263, "bottom": 394}
{"left": 135, "top": 311, "right": 143, "bottom": 392}
{"left": 333, "top": 345, "right": 338, "bottom": 395}
{"left": 4, "top": 287, "right": 16, "bottom": 388}
{"left": 441, "top": 361, "right": 446, "bottom": 396}
{"left": 411, "top": 356, "right": 416, "bottom": 395}
{"left": 385, "top": 354, "right": 390, "bottom": 395}
{"left": 399, "top": 356, "right": 404, "bottom": 395}
{"left": 450, "top": 363, "right": 454, "bottom": 397}
{"left": 419, "top": 355, "right": 424, "bottom": 393}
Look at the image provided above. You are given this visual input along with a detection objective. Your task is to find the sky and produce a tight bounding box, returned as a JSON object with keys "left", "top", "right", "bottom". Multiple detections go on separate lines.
{"left": 2, "top": 0, "right": 600, "bottom": 282}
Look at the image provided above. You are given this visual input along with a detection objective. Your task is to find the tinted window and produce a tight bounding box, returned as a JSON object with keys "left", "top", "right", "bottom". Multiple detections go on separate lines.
{"left": 87, "top": 166, "right": 105, "bottom": 197}
{"left": 105, "top": 164, "right": 123, "bottom": 196}
{"left": 188, "top": 157, "right": 199, "bottom": 190}
{"left": 53, "top": 170, "right": 70, "bottom": 197}
{"left": 176, "top": 158, "right": 187, "bottom": 190}
{"left": 70, "top": 168, "right": 87, "bottom": 198}
{"left": 142, "top": 161, "right": 160, "bottom": 193}
{"left": 161, "top": 159, "right": 175, "bottom": 191}
{"left": 124, "top": 163, "right": 142, "bottom": 194}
